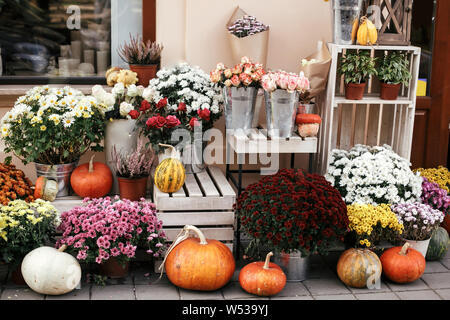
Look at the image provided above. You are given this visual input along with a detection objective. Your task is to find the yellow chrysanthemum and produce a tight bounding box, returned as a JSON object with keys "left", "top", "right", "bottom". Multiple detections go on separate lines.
{"left": 415, "top": 166, "right": 450, "bottom": 193}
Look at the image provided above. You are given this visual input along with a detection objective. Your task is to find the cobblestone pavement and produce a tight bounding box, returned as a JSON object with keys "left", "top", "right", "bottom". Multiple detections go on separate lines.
{"left": 2, "top": 250, "right": 450, "bottom": 300}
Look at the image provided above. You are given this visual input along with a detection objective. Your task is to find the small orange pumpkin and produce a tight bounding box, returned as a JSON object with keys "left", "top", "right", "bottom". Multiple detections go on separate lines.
{"left": 337, "top": 248, "right": 382, "bottom": 288}
{"left": 70, "top": 155, "right": 113, "bottom": 198}
{"left": 164, "top": 225, "right": 235, "bottom": 291}
{"left": 239, "top": 252, "right": 286, "bottom": 296}
{"left": 34, "top": 176, "right": 58, "bottom": 202}
{"left": 380, "top": 242, "right": 425, "bottom": 283}
{"left": 295, "top": 113, "right": 322, "bottom": 125}
{"left": 296, "top": 114, "right": 322, "bottom": 138}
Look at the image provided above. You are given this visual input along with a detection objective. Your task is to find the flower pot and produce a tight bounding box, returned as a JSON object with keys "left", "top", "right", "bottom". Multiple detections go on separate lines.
{"left": 129, "top": 64, "right": 158, "bottom": 87}
{"left": 380, "top": 83, "right": 401, "bottom": 100}
{"left": 345, "top": 82, "right": 366, "bottom": 100}
{"left": 105, "top": 119, "right": 138, "bottom": 195}
{"left": 35, "top": 161, "right": 78, "bottom": 198}
{"left": 273, "top": 251, "right": 310, "bottom": 281}
{"left": 441, "top": 214, "right": 450, "bottom": 235}
{"left": 117, "top": 176, "right": 148, "bottom": 201}
{"left": 11, "top": 263, "right": 26, "bottom": 285}
{"left": 332, "top": 0, "right": 363, "bottom": 45}
{"left": 264, "top": 89, "right": 299, "bottom": 138}
{"left": 99, "top": 258, "right": 129, "bottom": 278}
{"left": 403, "top": 238, "right": 431, "bottom": 258}
{"left": 223, "top": 86, "right": 258, "bottom": 134}
{"left": 297, "top": 102, "right": 317, "bottom": 115}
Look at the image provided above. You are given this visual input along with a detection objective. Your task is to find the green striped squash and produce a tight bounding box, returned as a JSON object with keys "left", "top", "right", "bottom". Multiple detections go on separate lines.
{"left": 154, "top": 144, "right": 186, "bottom": 194}
{"left": 426, "top": 227, "right": 450, "bottom": 261}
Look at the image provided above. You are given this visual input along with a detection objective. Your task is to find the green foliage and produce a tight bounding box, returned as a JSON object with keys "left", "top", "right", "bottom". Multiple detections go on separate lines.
{"left": 377, "top": 51, "right": 411, "bottom": 86}
{"left": 338, "top": 50, "right": 378, "bottom": 84}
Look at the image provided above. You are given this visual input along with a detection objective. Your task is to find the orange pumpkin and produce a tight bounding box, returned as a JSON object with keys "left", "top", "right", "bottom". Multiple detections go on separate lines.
{"left": 380, "top": 242, "right": 425, "bottom": 283}
{"left": 239, "top": 252, "right": 286, "bottom": 296}
{"left": 164, "top": 225, "right": 235, "bottom": 291}
{"left": 337, "top": 248, "right": 382, "bottom": 288}
{"left": 296, "top": 113, "right": 322, "bottom": 125}
{"left": 70, "top": 155, "right": 113, "bottom": 198}
{"left": 34, "top": 176, "right": 58, "bottom": 202}
{"left": 296, "top": 114, "right": 322, "bottom": 138}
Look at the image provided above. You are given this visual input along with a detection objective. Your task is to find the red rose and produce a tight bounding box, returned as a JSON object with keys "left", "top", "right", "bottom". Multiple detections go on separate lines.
{"left": 146, "top": 115, "right": 166, "bottom": 129}
{"left": 165, "top": 115, "right": 181, "bottom": 128}
{"left": 189, "top": 117, "right": 199, "bottom": 129}
{"left": 156, "top": 98, "right": 168, "bottom": 109}
{"left": 197, "top": 108, "right": 210, "bottom": 121}
{"left": 128, "top": 110, "right": 140, "bottom": 119}
{"left": 177, "top": 102, "right": 187, "bottom": 112}
{"left": 140, "top": 100, "right": 151, "bottom": 112}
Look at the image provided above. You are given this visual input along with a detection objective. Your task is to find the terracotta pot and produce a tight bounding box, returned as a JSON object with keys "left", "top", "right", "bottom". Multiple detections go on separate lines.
{"left": 129, "top": 64, "right": 158, "bottom": 86}
{"left": 442, "top": 214, "right": 450, "bottom": 234}
{"left": 345, "top": 82, "right": 366, "bottom": 100}
{"left": 117, "top": 176, "right": 148, "bottom": 201}
{"left": 11, "top": 263, "right": 26, "bottom": 285}
{"left": 99, "top": 258, "right": 129, "bottom": 278}
{"left": 380, "top": 82, "right": 401, "bottom": 100}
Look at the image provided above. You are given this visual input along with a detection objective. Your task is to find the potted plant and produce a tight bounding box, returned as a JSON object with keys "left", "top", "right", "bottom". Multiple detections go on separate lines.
{"left": 338, "top": 50, "right": 377, "bottom": 100}
{"left": 57, "top": 196, "right": 166, "bottom": 278}
{"left": 0, "top": 86, "right": 106, "bottom": 197}
{"left": 326, "top": 144, "right": 423, "bottom": 205}
{"left": 377, "top": 51, "right": 411, "bottom": 100}
{"left": 235, "top": 169, "right": 349, "bottom": 281}
{"left": 392, "top": 202, "right": 444, "bottom": 257}
{"left": 210, "top": 57, "right": 265, "bottom": 134}
{"left": 261, "top": 70, "right": 310, "bottom": 138}
{"left": 111, "top": 139, "right": 154, "bottom": 201}
{"left": 91, "top": 83, "right": 146, "bottom": 194}
{"left": 420, "top": 178, "right": 450, "bottom": 234}
{"left": 137, "top": 62, "right": 223, "bottom": 173}
{"left": 0, "top": 199, "right": 59, "bottom": 284}
{"left": 118, "top": 34, "right": 163, "bottom": 87}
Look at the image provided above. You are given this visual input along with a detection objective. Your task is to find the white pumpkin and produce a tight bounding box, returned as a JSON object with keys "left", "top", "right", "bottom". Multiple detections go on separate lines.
{"left": 21, "top": 245, "right": 82, "bottom": 295}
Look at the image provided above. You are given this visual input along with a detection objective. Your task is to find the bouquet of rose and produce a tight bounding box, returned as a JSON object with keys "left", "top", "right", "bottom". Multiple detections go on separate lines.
{"left": 210, "top": 57, "right": 265, "bottom": 88}
{"left": 137, "top": 63, "right": 223, "bottom": 153}
{"left": 261, "top": 70, "right": 310, "bottom": 93}
{"left": 92, "top": 83, "right": 145, "bottom": 120}
{"left": 1, "top": 86, "right": 105, "bottom": 165}
{"left": 326, "top": 145, "right": 423, "bottom": 205}
{"left": 57, "top": 197, "right": 166, "bottom": 265}
{"left": 392, "top": 202, "right": 444, "bottom": 241}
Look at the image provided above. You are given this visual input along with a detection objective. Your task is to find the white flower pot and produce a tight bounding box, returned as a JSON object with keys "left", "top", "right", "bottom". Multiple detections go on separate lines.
{"left": 105, "top": 119, "right": 138, "bottom": 195}
{"left": 403, "top": 238, "right": 431, "bottom": 258}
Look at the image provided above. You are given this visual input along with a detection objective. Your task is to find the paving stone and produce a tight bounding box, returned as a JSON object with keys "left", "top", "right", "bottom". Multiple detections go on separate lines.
{"left": 45, "top": 286, "right": 90, "bottom": 300}
{"left": 303, "top": 277, "right": 351, "bottom": 296}
{"left": 435, "top": 289, "right": 450, "bottom": 300}
{"left": 314, "top": 294, "right": 356, "bottom": 300}
{"left": 271, "top": 282, "right": 309, "bottom": 297}
{"left": 180, "top": 288, "right": 224, "bottom": 300}
{"left": 141, "top": 273, "right": 173, "bottom": 286}
{"left": 271, "top": 295, "right": 313, "bottom": 300}
{"left": 396, "top": 290, "right": 442, "bottom": 300}
{"left": 421, "top": 273, "right": 450, "bottom": 289}
{"left": 348, "top": 280, "right": 391, "bottom": 294}
{"left": 385, "top": 278, "right": 429, "bottom": 291}
{"left": 355, "top": 292, "right": 399, "bottom": 300}
{"left": 307, "top": 265, "right": 336, "bottom": 279}
{"left": 135, "top": 284, "right": 179, "bottom": 300}
{"left": 91, "top": 285, "right": 135, "bottom": 300}
{"left": 320, "top": 252, "right": 343, "bottom": 269}
{"left": 440, "top": 259, "right": 450, "bottom": 270}
{"left": 424, "top": 261, "right": 449, "bottom": 273}
{"left": 222, "top": 282, "right": 259, "bottom": 300}
{"left": 1, "top": 288, "right": 44, "bottom": 300}
{"left": 444, "top": 250, "right": 450, "bottom": 260}
{"left": 0, "top": 265, "right": 8, "bottom": 284}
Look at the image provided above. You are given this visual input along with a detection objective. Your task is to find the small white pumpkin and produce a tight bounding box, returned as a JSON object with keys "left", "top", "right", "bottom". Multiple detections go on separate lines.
{"left": 21, "top": 245, "right": 81, "bottom": 295}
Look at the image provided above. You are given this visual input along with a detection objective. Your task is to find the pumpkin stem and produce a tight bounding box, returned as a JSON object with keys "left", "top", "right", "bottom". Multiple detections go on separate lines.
{"left": 58, "top": 244, "right": 68, "bottom": 252}
{"left": 400, "top": 242, "right": 410, "bottom": 256}
{"left": 158, "top": 143, "right": 178, "bottom": 159}
{"left": 88, "top": 154, "right": 95, "bottom": 173}
{"left": 263, "top": 252, "right": 274, "bottom": 270}
{"left": 185, "top": 225, "right": 208, "bottom": 245}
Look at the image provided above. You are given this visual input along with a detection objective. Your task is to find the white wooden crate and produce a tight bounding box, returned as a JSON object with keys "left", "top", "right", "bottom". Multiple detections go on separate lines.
{"left": 317, "top": 43, "right": 421, "bottom": 174}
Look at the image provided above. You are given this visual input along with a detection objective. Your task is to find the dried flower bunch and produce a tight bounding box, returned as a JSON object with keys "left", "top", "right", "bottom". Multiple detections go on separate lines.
{"left": 0, "top": 162, "right": 34, "bottom": 205}
{"left": 392, "top": 202, "right": 444, "bottom": 241}
{"left": 228, "top": 15, "right": 268, "bottom": 38}
{"left": 118, "top": 34, "right": 163, "bottom": 65}
{"left": 111, "top": 139, "right": 154, "bottom": 179}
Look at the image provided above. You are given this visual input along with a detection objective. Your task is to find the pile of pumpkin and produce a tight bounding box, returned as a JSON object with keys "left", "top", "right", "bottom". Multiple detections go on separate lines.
{"left": 337, "top": 227, "right": 450, "bottom": 288}
{"left": 0, "top": 162, "right": 35, "bottom": 205}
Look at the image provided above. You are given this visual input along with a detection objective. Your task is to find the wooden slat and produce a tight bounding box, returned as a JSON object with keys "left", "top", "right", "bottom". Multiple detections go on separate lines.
{"left": 154, "top": 184, "right": 169, "bottom": 198}
{"left": 155, "top": 196, "right": 234, "bottom": 211}
{"left": 208, "top": 167, "right": 236, "bottom": 197}
{"left": 157, "top": 211, "right": 235, "bottom": 226}
{"left": 183, "top": 173, "right": 203, "bottom": 197}
{"left": 350, "top": 104, "right": 357, "bottom": 147}
{"left": 171, "top": 186, "right": 186, "bottom": 198}
{"left": 377, "top": 104, "right": 384, "bottom": 146}
{"left": 196, "top": 171, "right": 220, "bottom": 197}
{"left": 163, "top": 227, "right": 234, "bottom": 241}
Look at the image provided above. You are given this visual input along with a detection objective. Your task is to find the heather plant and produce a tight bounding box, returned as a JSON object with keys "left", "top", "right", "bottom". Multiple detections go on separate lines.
{"left": 111, "top": 139, "right": 154, "bottom": 179}
{"left": 118, "top": 34, "right": 163, "bottom": 65}
{"left": 228, "top": 15, "right": 269, "bottom": 38}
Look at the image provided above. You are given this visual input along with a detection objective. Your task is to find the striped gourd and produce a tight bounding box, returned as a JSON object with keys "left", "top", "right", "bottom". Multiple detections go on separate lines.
{"left": 357, "top": 16, "right": 378, "bottom": 46}
{"left": 154, "top": 144, "right": 186, "bottom": 193}
{"left": 337, "top": 248, "right": 382, "bottom": 288}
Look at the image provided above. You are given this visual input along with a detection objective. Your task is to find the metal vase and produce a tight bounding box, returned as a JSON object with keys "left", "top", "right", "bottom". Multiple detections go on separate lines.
{"left": 105, "top": 119, "right": 139, "bottom": 195}
{"left": 182, "top": 140, "right": 207, "bottom": 174}
{"left": 223, "top": 86, "right": 258, "bottom": 134}
{"left": 298, "top": 103, "right": 317, "bottom": 114}
{"left": 35, "top": 162, "right": 78, "bottom": 198}
{"left": 332, "top": 0, "right": 363, "bottom": 45}
{"left": 274, "top": 251, "right": 310, "bottom": 281}
{"left": 264, "top": 89, "right": 299, "bottom": 138}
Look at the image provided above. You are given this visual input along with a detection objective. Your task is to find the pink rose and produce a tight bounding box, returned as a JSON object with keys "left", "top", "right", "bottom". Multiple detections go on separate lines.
{"left": 261, "top": 75, "right": 276, "bottom": 92}
{"left": 224, "top": 79, "right": 232, "bottom": 87}
{"left": 224, "top": 69, "right": 233, "bottom": 78}
{"left": 297, "top": 74, "right": 310, "bottom": 91}
{"left": 239, "top": 73, "right": 253, "bottom": 86}
{"left": 230, "top": 75, "right": 240, "bottom": 87}
{"left": 165, "top": 115, "right": 181, "bottom": 128}
{"left": 277, "top": 74, "right": 289, "bottom": 90}
{"left": 241, "top": 56, "right": 251, "bottom": 64}
{"left": 287, "top": 75, "right": 298, "bottom": 92}
{"left": 232, "top": 64, "right": 242, "bottom": 75}
{"left": 210, "top": 70, "right": 221, "bottom": 83}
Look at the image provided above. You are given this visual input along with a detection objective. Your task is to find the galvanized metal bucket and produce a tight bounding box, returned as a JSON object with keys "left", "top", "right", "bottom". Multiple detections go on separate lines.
{"left": 223, "top": 86, "right": 258, "bottom": 134}
{"left": 35, "top": 162, "right": 78, "bottom": 198}
{"left": 298, "top": 103, "right": 317, "bottom": 114}
{"left": 274, "top": 251, "right": 310, "bottom": 281}
{"left": 332, "top": 0, "right": 363, "bottom": 45}
{"left": 182, "top": 140, "right": 207, "bottom": 174}
{"left": 264, "top": 89, "right": 299, "bottom": 138}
